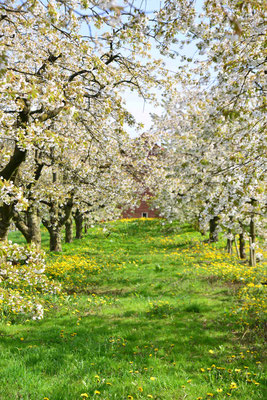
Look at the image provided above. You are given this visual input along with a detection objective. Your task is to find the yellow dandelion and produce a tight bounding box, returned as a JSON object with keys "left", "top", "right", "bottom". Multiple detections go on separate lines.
{"left": 230, "top": 382, "right": 237, "bottom": 390}
{"left": 138, "top": 387, "right": 143, "bottom": 392}
{"left": 150, "top": 377, "right": 156, "bottom": 381}
{"left": 80, "top": 394, "right": 89, "bottom": 398}
{"left": 94, "top": 390, "right": 100, "bottom": 395}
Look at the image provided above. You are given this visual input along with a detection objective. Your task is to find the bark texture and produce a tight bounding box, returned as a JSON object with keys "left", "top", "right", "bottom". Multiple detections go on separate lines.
{"left": 227, "top": 238, "right": 233, "bottom": 255}
{"left": 239, "top": 232, "right": 246, "bottom": 259}
{"left": 249, "top": 216, "right": 256, "bottom": 267}
{"left": 14, "top": 208, "right": 42, "bottom": 248}
{"left": 65, "top": 219, "right": 73, "bottom": 243}
{"left": 49, "top": 228, "right": 62, "bottom": 252}
{"left": 209, "top": 216, "right": 220, "bottom": 242}
{"left": 74, "top": 210, "right": 83, "bottom": 239}
{"left": 0, "top": 204, "right": 12, "bottom": 241}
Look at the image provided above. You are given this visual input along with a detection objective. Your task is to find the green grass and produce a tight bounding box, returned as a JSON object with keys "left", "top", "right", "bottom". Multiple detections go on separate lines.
{"left": 1, "top": 219, "right": 266, "bottom": 400}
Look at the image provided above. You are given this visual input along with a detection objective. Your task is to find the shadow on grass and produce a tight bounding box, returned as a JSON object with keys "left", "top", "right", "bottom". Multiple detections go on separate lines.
{"left": 0, "top": 300, "right": 243, "bottom": 400}
{"left": 4, "top": 220, "right": 265, "bottom": 399}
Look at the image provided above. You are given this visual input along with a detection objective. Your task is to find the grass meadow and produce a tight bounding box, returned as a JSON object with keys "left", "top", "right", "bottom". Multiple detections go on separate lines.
{"left": 1, "top": 219, "right": 266, "bottom": 400}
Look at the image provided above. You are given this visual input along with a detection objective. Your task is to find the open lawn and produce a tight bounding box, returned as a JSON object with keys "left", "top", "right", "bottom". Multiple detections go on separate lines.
{"left": 1, "top": 219, "right": 266, "bottom": 400}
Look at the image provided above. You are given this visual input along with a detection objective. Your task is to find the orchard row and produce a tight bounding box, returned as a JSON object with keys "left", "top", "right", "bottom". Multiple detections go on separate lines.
{"left": 0, "top": 1, "right": 266, "bottom": 262}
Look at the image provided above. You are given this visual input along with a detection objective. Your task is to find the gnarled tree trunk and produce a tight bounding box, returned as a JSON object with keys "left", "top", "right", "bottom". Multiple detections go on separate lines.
{"left": 249, "top": 215, "right": 256, "bottom": 267}
{"left": 227, "top": 238, "right": 233, "bottom": 255}
{"left": 65, "top": 219, "right": 73, "bottom": 243}
{"left": 209, "top": 216, "right": 220, "bottom": 243}
{"left": 49, "top": 228, "right": 62, "bottom": 252}
{"left": 42, "top": 197, "right": 63, "bottom": 252}
{"left": 0, "top": 204, "right": 12, "bottom": 241}
{"left": 14, "top": 207, "right": 42, "bottom": 248}
{"left": 74, "top": 209, "right": 83, "bottom": 239}
{"left": 239, "top": 232, "right": 246, "bottom": 259}
{"left": 43, "top": 186, "right": 74, "bottom": 251}
{"left": 0, "top": 104, "right": 29, "bottom": 240}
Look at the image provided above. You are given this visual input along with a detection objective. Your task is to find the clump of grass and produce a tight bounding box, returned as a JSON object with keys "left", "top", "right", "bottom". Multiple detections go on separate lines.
{"left": 184, "top": 302, "right": 201, "bottom": 313}
{"left": 147, "top": 300, "right": 173, "bottom": 317}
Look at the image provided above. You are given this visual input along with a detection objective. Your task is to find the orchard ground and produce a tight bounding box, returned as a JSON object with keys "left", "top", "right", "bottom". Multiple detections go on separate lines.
{"left": 1, "top": 218, "right": 266, "bottom": 400}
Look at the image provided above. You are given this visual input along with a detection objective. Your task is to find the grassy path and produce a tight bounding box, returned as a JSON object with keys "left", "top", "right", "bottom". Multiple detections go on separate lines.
{"left": 1, "top": 219, "right": 266, "bottom": 400}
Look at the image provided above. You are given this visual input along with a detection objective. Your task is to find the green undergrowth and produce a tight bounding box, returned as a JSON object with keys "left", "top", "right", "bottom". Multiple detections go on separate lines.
{"left": 1, "top": 219, "right": 266, "bottom": 400}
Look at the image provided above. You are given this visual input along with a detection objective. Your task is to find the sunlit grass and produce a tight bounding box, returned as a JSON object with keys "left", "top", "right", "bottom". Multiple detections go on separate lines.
{"left": 1, "top": 219, "right": 266, "bottom": 400}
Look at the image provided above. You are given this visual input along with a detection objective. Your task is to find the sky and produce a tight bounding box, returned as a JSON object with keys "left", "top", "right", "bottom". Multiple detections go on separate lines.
{"left": 123, "top": 45, "right": 198, "bottom": 137}
{"left": 120, "top": 0, "right": 203, "bottom": 137}
{"left": 78, "top": 0, "right": 204, "bottom": 137}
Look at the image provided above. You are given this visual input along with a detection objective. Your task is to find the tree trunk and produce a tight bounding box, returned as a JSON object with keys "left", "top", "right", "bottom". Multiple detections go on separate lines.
{"left": 239, "top": 232, "right": 246, "bottom": 259}
{"left": 0, "top": 144, "right": 26, "bottom": 181}
{"left": 234, "top": 236, "right": 240, "bottom": 258}
{"left": 28, "top": 209, "right": 42, "bottom": 248}
{"left": 43, "top": 220, "right": 63, "bottom": 252}
{"left": 49, "top": 228, "right": 62, "bottom": 252}
{"left": 249, "top": 216, "right": 256, "bottom": 267}
{"left": 0, "top": 204, "right": 12, "bottom": 241}
{"left": 42, "top": 197, "right": 62, "bottom": 252}
{"left": 84, "top": 219, "right": 88, "bottom": 234}
{"left": 15, "top": 208, "right": 42, "bottom": 248}
{"left": 209, "top": 216, "right": 219, "bottom": 242}
{"left": 43, "top": 191, "right": 74, "bottom": 251}
{"left": 0, "top": 103, "right": 30, "bottom": 241}
{"left": 74, "top": 210, "right": 83, "bottom": 239}
{"left": 227, "top": 238, "right": 233, "bottom": 255}
{"left": 65, "top": 219, "right": 73, "bottom": 243}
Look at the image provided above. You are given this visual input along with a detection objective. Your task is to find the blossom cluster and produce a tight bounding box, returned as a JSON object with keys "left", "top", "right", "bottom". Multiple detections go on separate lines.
{"left": 0, "top": 242, "right": 61, "bottom": 320}
{"left": 0, "top": 178, "right": 28, "bottom": 212}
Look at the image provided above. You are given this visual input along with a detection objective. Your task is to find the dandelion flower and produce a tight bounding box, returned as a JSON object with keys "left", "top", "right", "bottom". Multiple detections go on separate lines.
{"left": 230, "top": 382, "right": 237, "bottom": 389}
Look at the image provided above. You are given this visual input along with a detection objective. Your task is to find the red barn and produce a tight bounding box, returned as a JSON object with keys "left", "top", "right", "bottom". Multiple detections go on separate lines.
{"left": 122, "top": 192, "right": 160, "bottom": 219}
{"left": 121, "top": 135, "right": 161, "bottom": 219}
